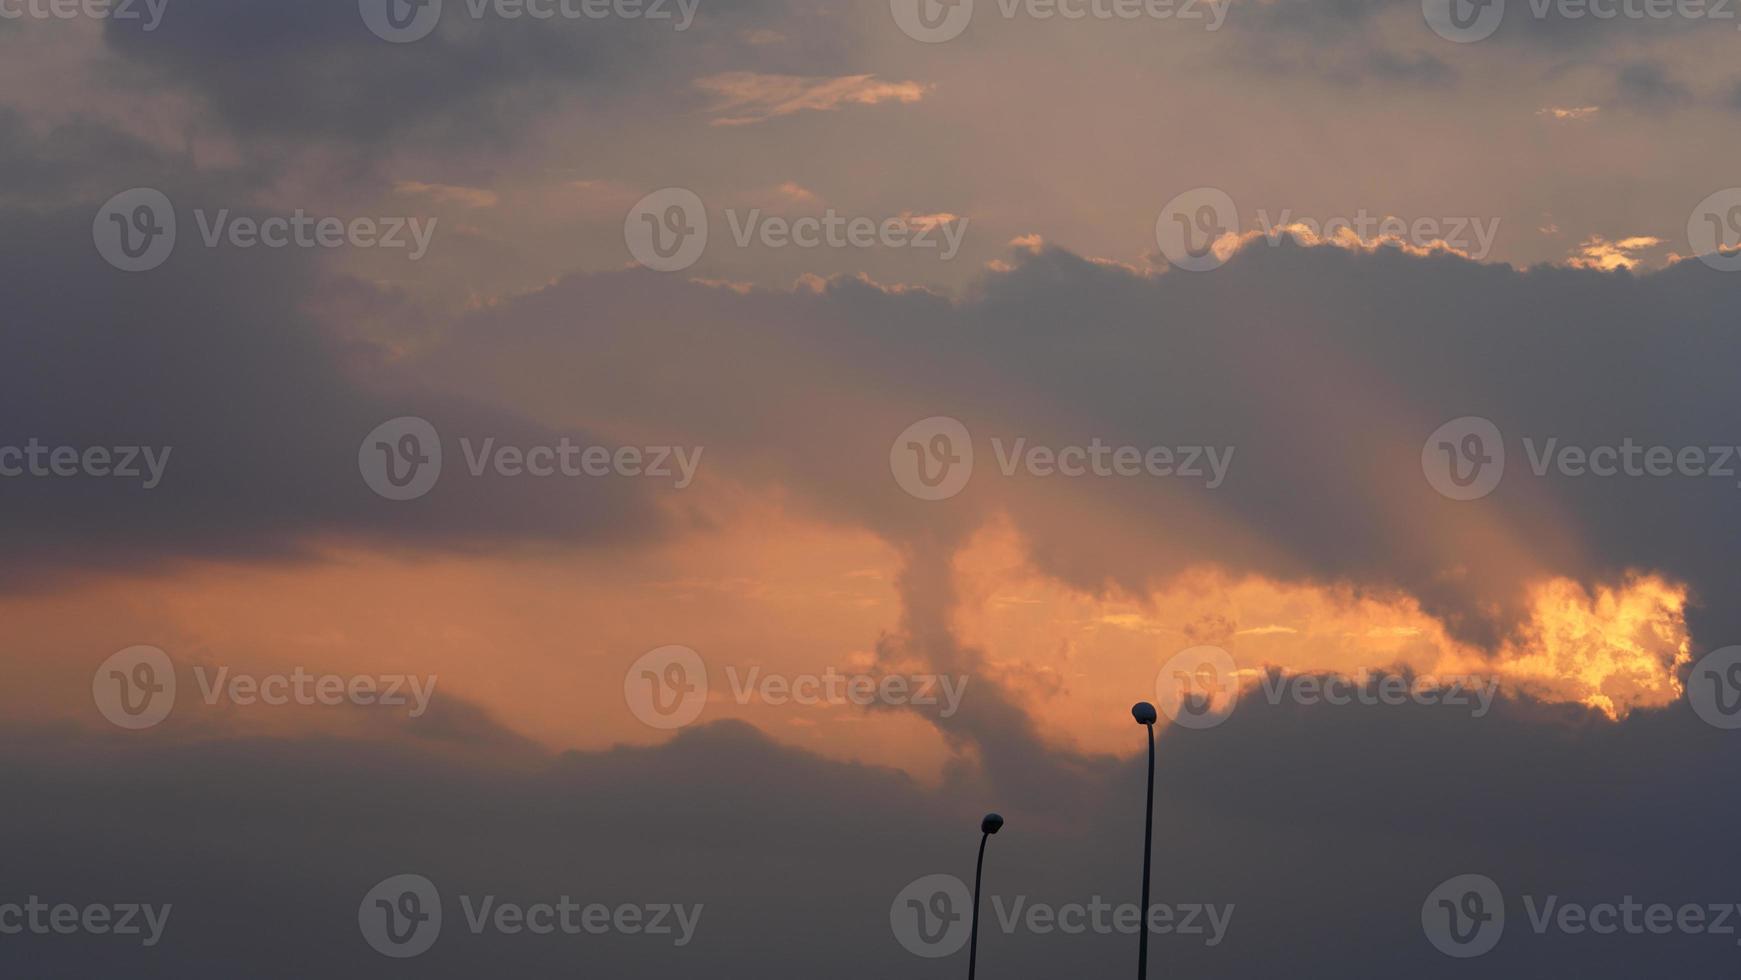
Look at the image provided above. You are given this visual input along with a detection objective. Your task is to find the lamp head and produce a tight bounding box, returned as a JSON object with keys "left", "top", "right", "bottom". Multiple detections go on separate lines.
{"left": 981, "top": 812, "right": 1004, "bottom": 835}
{"left": 1131, "top": 701, "right": 1158, "bottom": 725}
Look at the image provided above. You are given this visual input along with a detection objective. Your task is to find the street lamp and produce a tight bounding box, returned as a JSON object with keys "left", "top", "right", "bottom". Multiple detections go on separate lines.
{"left": 969, "top": 812, "right": 1004, "bottom": 980}
{"left": 1132, "top": 701, "right": 1158, "bottom": 980}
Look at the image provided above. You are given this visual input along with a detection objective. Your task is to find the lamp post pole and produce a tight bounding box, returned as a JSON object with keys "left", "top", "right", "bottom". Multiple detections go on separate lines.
{"left": 969, "top": 812, "right": 1003, "bottom": 980}
{"left": 1132, "top": 702, "right": 1158, "bottom": 980}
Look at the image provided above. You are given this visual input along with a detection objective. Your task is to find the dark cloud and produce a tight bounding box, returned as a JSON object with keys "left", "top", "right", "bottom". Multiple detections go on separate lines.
{"left": 0, "top": 111, "right": 183, "bottom": 206}
{"left": 0, "top": 201, "right": 667, "bottom": 592}
{"left": 97, "top": 0, "right": 840, "bottom": 147}
{"left": 1614, "top": 60, "right": 1691, "bottom": 109}
{"left": 1231, "top": 0, "right": 1724, "bottom": 85}
{"left": 414, "top": 242, "right": 1741, "bottom": 660}
{"left": 4, "top": 686, "right": 1737, "bottom": 976}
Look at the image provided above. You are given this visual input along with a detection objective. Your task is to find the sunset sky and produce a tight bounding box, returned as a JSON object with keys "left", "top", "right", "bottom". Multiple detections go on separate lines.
{"left": 5, "top": 0, "right": 1741, "bottom": 976}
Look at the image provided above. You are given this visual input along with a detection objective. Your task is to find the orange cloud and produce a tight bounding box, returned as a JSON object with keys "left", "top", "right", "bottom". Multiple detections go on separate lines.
{"left": 392, "top": 181, "right": 499, "bottom": 208}
{"left": 695, "top": 72, "right": 932, "bottom": 126}
{"left": 1568, "top": 234, "right": 1665, "bottom": 270}
{"left": 1537, "top": 106, "right": 1600, "bottom": 121}
{"left": 950, "top": 519, "right": 1689, "bottom": 755}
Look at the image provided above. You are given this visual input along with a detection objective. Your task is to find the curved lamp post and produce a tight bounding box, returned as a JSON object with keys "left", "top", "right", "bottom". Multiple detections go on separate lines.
{"left": 969, "top": 812, "right": 1004, "bottom": 980}
{"left": 1132, "top": 702, "right": 1158, "bottom": 980}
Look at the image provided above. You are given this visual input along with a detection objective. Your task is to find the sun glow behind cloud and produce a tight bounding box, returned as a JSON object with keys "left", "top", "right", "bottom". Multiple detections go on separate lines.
{"left": 951, "top": 520, "right": 1690, "bottom": 755}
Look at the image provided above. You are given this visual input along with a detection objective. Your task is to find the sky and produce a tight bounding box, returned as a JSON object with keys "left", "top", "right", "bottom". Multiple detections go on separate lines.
{"left": 5, "top": 0, "right": 1741, "bottom": 975}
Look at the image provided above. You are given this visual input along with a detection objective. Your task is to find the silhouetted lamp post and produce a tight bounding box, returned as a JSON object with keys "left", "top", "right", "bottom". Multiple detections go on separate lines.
{"left": 1132, "top": 701, "right": 1158, "bottom": 980}
{"left": 969, "top": 812, "right": 1003, "bottom": 980}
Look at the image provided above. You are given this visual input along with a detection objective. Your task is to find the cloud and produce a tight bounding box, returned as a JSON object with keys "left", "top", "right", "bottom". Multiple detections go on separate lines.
{"left": 0, "top": 201, "right": 666, "bottom": 592}
{"left": 407, "top": 239, "right": 1741, "bottom": 677}
{"left": 5, "top": 687, "right": 1740, "bottom": 976}
{"left": 1538, "top": 105, "right": 1600, "bottom": 120}
{"left": 393, "top": 181, "right": 500, "bottom": 209}
{"left": 97, "top": 0, "right": 804, "bottom": 148}
{"left": 1567, "top": 234, "right": 1665, "bottom": 270}
{"left": 1615, "top": 61, "right": 1691, "bottom": 110}
{"left": 694, "top": 72, "right": 931, "bottom": 126}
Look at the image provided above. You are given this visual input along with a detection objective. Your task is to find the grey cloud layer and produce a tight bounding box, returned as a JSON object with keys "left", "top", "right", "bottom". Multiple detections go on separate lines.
{"left": 419, "top": 242, "right": 1741, "bottom": 656}
{"left": 0, "top": 204, "right": 665, "bottom": 591}
{"left": 4, "top": 690, "right": 1737, "bottom": 977}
